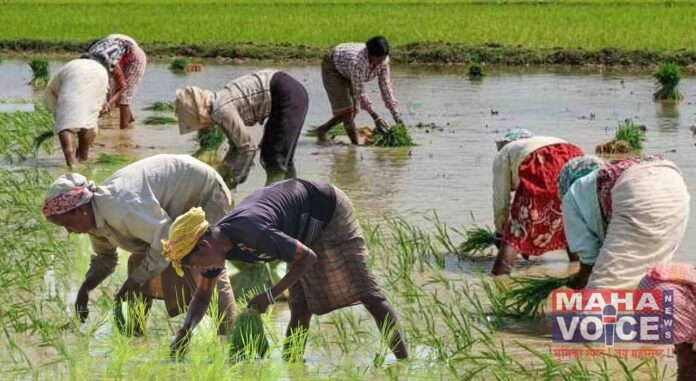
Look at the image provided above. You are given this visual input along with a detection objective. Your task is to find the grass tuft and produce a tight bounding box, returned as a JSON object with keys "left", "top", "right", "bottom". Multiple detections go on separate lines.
{"left": 169, "top": 57, "right": 189, "bottom": 72}
{"left": 502, "top": 276, "right": 569, "bottom": 319}
{"left": 615, "top": 119, "right": 645, "bottom": 151}
{"left": 143, "top": 115, "right": 178, "bottom": 125}
{"left": 229, "top": 308, "right": 269, "bottom": 361}
{"left": 458, "top": 226, "right": 496, "bottom": 258}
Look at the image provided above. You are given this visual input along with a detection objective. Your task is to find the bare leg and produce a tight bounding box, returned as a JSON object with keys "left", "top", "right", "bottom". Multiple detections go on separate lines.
{"left": 344, "top": 113, "right": 359, "bottom": 145}
{"left": 119, "top": 104, "right": 134, "bottom": 130}
{"left": 362, "top": 295, "right": 408, "bottom": 359}
{"left": 58, "top": 130, "right": 77, "bottom": 167}
{"left": 676, "top": 343, "right": 696, "bottom": 381}
{"left": 283, "top": 309, "right": 312, "bottom": 361}
{"left": 77, "top": 129, "right": 96, "bottom": 162}
{"left": 314, "top": 114, "right": 344, "bottom": 143}
{"left": 491, "top": 244, "right": 518, "bottom": 276}
{"left": 566, "top": 249, "right": 579, "bottom": 263}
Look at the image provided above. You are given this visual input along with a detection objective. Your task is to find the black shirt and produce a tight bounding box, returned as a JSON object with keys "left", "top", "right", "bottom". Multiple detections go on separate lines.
{"left": 201, "top": 179, "right": 336, "bottom": 278}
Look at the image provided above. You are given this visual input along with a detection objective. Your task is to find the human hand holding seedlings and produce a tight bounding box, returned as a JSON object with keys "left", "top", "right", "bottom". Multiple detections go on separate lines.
{"left": 249, "top": 243, "right": 318, "bottom": 313}
{"left": 393, "top": 114, "right": 404, "bottom": 126}
{"left": 374, "top": 117, "right": 390, "bottom": 134}
{"left": 170, "top": 328, "right": 191, "bottom": 358}
{"left": 75, "top": 283, "right": 90, "bottom": 322}
{"left": 115, "top": 277, "right": 140, "bottom": 300}
{"left": 170, "top": 276, "right": 217, "bottom": 358}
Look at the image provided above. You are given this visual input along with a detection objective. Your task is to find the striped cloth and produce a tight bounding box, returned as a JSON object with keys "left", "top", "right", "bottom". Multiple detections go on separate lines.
{"left": 638, "top": 263, "right": 696, "bottom": 344}
{"left": 331, "top": 43, "right": 399, "bottom": 118}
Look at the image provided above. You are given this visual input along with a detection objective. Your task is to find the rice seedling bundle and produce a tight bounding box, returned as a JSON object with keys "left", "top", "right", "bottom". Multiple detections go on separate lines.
{"left": 595, "top": 139, "right": 632, "bottom": 155}
{"left": 28, "top": 58, "right": 49, "bottom": 87}
{"left": 468, "top": 62, "right": 485, "bottom": 79}
{"left": 143, "top": 101, "right": 174, "bottom": 112}
{"left": 653, "top": 62, "right": 684, "bottom": 102}
{"left": 371, "top": 123, "right": 414, "bottom": 147}
{"left": 196, "top": 125, "right": 225, "bottom": 151}
{"left": 458, "top": 226, "right": 496, "bottom": 257}
{"left": 169, "top": 57, "right": 189, "bottom": 72}
{"left": 614, "top": 119, "right": 645, "bottom": 151}
{"left": 113, "top": 299, "right": 127, "bottom": 334}
{"left": 229, "top": 308, "right": 269, "bottom": 361}
{"left": 143, "top": 115, "right": 178, "bottom": 125}
{"left": 503, "top": 276, "right": 569, "bottom": 319}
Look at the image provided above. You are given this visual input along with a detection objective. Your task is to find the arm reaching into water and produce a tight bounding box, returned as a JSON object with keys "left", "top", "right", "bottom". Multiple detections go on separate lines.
{"left": 170, "top": 276, "right": 217, "bottom": 357}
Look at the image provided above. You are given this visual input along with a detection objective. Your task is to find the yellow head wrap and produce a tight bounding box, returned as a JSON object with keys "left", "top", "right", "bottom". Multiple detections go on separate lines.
{"left": 162, "top": 207, "right": 209, "bottom": 277}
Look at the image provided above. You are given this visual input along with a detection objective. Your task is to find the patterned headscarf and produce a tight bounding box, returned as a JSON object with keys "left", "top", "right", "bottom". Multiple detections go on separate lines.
{"left": 42, "top": 174, "right": 95, "bottom": 216}
{"left": 497, "top": 128, "right": 534, "bottom": 144}
{"left": 175, "top": 86, "right": 214, "bottom": 135}
{"left": 161, "top": 207, "right": 210, "bottom": 277}
{"left": 558, "top": 156, "right": 604, "bottom": 199}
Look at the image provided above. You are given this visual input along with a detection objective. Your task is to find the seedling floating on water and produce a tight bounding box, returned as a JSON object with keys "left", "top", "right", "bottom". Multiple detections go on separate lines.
{"left": 229, "top": 308, "right": 269, "bottom": 361}
{"left": 144, "top": 101, "right": 175, "bottom": 112}
{"left": 169, "top": 57, "right": 189, "bottom": 72}
{"left": 143, "top": 115, "right": 178, "bottom": 125}
{"left": 468, "top": 62, "right": 485, "bottom": 79}
{"left": 371, "top": 123, "right": 415, "bottom": 147}
{"left": 28, "top": 58, "right": 50, "bottom": 87}
{"left": 653, "top": 62, "right": 684, "bottom": 102}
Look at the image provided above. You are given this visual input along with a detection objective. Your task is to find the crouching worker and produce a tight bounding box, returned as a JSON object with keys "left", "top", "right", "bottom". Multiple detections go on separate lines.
{"left": 43, "top": 154, "right": 235, "bottom": 335}
{"left": 491, "top": 128, "right": 584, "bottom": 275}
{"left": 45, "top": 58, "right": 109, "bottom": 167}
{"left": 638, "top": 263, "right": 696, "bottom": 381}
{"left": 175, "top": 70, "right": 309, "bottom": 189}
{"left": 166, "top": 179, "right": 408, "bottom": 360}
{"left": 560, "top": 156, "right": 690, "bottom": 290}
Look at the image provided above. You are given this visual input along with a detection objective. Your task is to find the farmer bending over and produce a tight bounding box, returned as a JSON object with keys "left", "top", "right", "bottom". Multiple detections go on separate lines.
{"left": 176, "top": 70, "right": 308, "bottom": 189}
{"left": 165, "top": 179, "right": 408, "bottom": 360}
{"left": 491, "top": 128, "right": 583, "bottom": 275}
{"left": 82, "top": 33, "right": 147, "bottom": 129}
{"left": 314, "top": 36, "right": 403, "bottom": 145}
{"left": 559, "top": 156, "right": 689, "bottom": 290}
{"left": 42, "top": 154, "right": 235, "bottom": 335}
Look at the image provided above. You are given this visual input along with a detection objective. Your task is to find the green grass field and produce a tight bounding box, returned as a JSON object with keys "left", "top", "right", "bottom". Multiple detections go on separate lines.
{"left": 0, "top": 0, "right": 694, "bottom": 54}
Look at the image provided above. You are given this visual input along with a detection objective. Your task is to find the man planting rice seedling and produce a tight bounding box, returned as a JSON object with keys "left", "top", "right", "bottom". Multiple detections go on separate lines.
{"left": 175, "top": 69, "right": 308, "bottom": 189}
{"left": 82, "top": 34, "right": 147, "bottom": 130}
{"left": 490, "top": 128, "right": 584, "bottom": 275}
{"left": 313, "top": 36, "right": 405, "bottom": 145}
{"left": 560, "top": 155, "right": 689, "bottom": 290}
{"left": 165, "top": 179, "right": 408, "bottom": 360}
{"left": 42, "top": 154, "right": 235, "bottom": 336}
{"left": 44, "top": 58, "right": 109, "bottom": 167}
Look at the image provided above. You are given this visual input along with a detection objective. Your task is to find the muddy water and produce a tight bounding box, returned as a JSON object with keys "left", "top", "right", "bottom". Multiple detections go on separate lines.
{"left": 2, "top": 59, "right": 696, "bottom": 372}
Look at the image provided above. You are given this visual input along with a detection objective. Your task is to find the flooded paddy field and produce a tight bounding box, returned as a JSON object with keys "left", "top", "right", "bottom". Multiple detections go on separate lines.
{"left": 1, "top": 58, "right": 695, "bottom": 379}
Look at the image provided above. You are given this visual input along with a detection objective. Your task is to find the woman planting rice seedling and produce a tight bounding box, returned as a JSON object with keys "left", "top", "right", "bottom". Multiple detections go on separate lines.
{"left": 82, "top": 34, "right": 147, "bottom": 130}
{"left": 175, "top": 69, "right": 308, "bottom": 189}
{"left": 638, "top": 263, "right": 696, "bottom": 381}
{"left": 44, "top": 58, "right": 109, "bottom": 167}
{"left": 560, "top": 155, "right": 689, "bottom": 290}
{"left": 42, "top": 154, "right": 235, "bottom": 335}
{"left": 165, "top": 179, "right": 408, "bottom": 360}
{"left": 313, "top": 36, "right": 404, "bottom": 145}
{"left": 491, "top": 128, "right": 584, "bottom": 275}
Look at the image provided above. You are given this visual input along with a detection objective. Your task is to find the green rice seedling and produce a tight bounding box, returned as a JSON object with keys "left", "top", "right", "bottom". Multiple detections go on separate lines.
{"left": 468, "top": 62, "right": 485, "bottom": 79}
{"left": 169, "top": 57, "right": 189, "bottom": 72}
{"left": 426, "top": 211, "right": 459, "bottom": 255}
{"left": 615, "top": 119, "right": 646, "bottom": 152}
{"left": 28, "top": 58, "right": 49, "bottom": 87}
{"left": 372, "top": 123, "right": 415, "bottom": 147}
{"left": 229, "top": 308, "right": 269, "bottom": 361}
{"left": 653, "top": 62, "right": 684, "bottom": 102}
{"left": 196, "top": 125, "right": 225, "bottom": 151}
{"left": 31, "top": 130, "right": 55, "bottom": 155}
{"left": 95, "top": 153, "right": 133, "bottom": 166}
{"left": 503, "top": 276, "right": 569, "bottom": 319}
{"left": 458, "top": 226, "right": 497, "bottom": 258}
{"left": 305, "top": 124, "right": 348, "bottom": 137}
{"left": 143, "top": 115, "right": 178, "bottom": 125}
{"left": 1, "top": 103, "right": 54, "bottom": 162}
{"left": 143, "top": 101, "right": 175, "bottom": 112}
